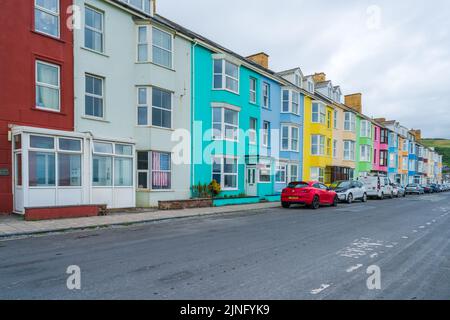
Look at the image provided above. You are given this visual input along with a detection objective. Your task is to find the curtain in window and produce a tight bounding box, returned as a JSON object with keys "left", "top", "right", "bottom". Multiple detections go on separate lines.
{"left": 152, "top": 152, "right": 171, "bottom": 189}
{"left": 36, "top": 62, "right": 59, "bottom": 110}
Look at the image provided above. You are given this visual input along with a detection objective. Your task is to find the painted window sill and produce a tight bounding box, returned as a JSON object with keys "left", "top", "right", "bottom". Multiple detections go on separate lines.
{"left": 81, "top": 47, "right": 110, "bottom": 58}
{"left": 81, "top": 116, "right": 110, "bottom": 123}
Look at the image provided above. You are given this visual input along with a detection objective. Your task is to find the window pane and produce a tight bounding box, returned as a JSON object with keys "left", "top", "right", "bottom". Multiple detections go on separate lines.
{"left": 85, "top": 7, "right": 102, "bottom": 30}
{"left": 226, "top": 77, "right": 238, "bottom": 92}
{"left": 152, "top": 88, "right": 171, "bottom": 110}
{"left": 138, "top": 44, "right": 148, "bottom": 62}
{"left": 14, "top": 135, "right": 22, "bottom": 150}
{"left": 138, "top": 106, "right": 148, "bottom": 125}
{"left": 58, "top": 154, "right": 81, "bottom": 187}
{"left": 224, "top": 159, "right": 237, "bottom": 174}
{"left": 94, "top": 142, "right": 113, "bottom": 154}
{"left": 224, "top": 109, "right": 238, "bottom": 125}
{"left": 59, "top": 138, "right": 81, "bottom": 151}
{"left": 152, "top": 108, "right": 172, "bottom": 128}
{"left": 116, "top": 144, "right": 133, "bottom": 156}
{"left": 35, "top": 9, "right": 58, "bottom": 37}
{"left": 138, "top": 26, "right": 147, "bottom": 43}
{"left": 36, "top": 85, "right": 59, "bottom": 110}
{"left": 214, "top": 59, "right": 223, "bottom": 73}
{"left": 213, "top": 108, "right": 222, "bottom": 122}
{"left": 212, "top": 158, "right": 221, "bottom": 173}
{"left": 29, "top": 151, "right": 55, "bottom": 187}
{"left": 214, "top": 75, "right": 222, "bottom": 89}
{"left": 224, "top": 175, "right": 237, "bottom": 189}
{"left": 30, "top": 136, "right": 54, "bottom": 149}
{"left": 137, "top": 152, "right": 149, "bottom": 170}
{"left": 15, "top": 153, "right": 23, "bottom": 186}
{"left": 138, "top": 172, "right": 148, "bottom": 189}
{"left": 37, "top": 62, "right": 59, "bottom": 86}
{"left": 114, "top": 158, "right": 133, "bottom": 186}
{"left": 152, "top": 152, "right": 171, "bottom": 189}
{"left": 153, "top": 28, "right": 172, "bottom": 50}
{"left": 153, "top": 47, "right": 172, "bottom": 68}
{"left": 225, "top": 61, "right": 238, "bottom": 78}
{"left": 93, "top": 156, "right": 112, "bottom": 186}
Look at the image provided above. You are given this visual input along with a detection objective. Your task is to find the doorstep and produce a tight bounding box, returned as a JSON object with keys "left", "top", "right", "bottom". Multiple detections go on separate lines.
{"left": 0, "top": 202, "right": 280, "bottom": 239}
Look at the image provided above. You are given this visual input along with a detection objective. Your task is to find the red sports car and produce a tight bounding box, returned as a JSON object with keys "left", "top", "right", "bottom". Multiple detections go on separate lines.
{"left": 281, "top": 181, "right": 338, "bottom": 209}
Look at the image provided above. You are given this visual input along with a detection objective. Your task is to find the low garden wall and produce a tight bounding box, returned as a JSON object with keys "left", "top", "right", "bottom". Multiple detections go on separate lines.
{"left": 158, "top": 198, "right": 213, "bottom": 210}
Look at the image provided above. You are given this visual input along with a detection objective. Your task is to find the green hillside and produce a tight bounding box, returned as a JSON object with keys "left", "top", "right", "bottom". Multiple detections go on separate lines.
{"left": 421, "top": 139, "right": 450, "bottom": 170}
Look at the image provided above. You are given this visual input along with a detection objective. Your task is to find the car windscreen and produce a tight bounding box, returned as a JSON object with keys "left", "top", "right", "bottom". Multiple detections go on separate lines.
{"left": 287, "top": 182, "right": 309, "bottom": 189}
{"left": 330, "top": 181, "right": 351, "bottom": 189}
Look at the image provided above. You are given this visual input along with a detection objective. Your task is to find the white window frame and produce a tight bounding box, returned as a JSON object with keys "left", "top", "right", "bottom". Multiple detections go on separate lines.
{"left": 344, "top": 112, "right": 356, "bottom": 132}
{"left": 312, "top": 101, "right": 326, "bottom": 124}
{"left": 262, "top": 82, "right": 270, "bottom": 109}
{"left": 262, "top": 121, "right": 270, "bottom": 147}
{"left": 275, "top": 163, "right": 287, "bottom": 184}
{"left": 119, "top": 0, "right": 151, "bottom": 14}
{"left": 137, "top": 25, "right": 150, "bottom": 62}
{"left": 34, "top": 0, "right": 60, "bottom": 38}
{"left": 282, "top": 90, "right": 300, "bottom": 115}
{"left": 360, "top": 120, "right": 371, "bottom": 138}
{"left": 333, "top": 139, "right": 338, "bottom": 158}
{"left": 151, "top": 87, "right": 173, "bottom": 129}
{"left": 84, "top": 6, "right": 104, "bottom": 53}
{"left": 136, "top": 86, "right": 149, "bottom": 126}
{"left": 84, "top": 74, "right": 104, "bottom": 119}
{"left": 334, "top": 110, "right": 338, "bottom": 129}
{"left": 212, "top": 106, "right": 239, "bottom": 142}
{"left": 281, "top": 125, "right": 300, "bottom": 152}
{"left": 311, "top": 135, "right": 325, "bottom": 156}
{"left": 136, "top": 150, "right": 172, "bottom": 190}
{"left": 213, "top": 59, "right": 240, "bottom": 94}
{"left": 360, "top": 144, "right": 371, "bottom": 162}
{"left": 258, "top": 162, "right": 272, "bottom": 184}
{"left": 288, "top": 164, "right": 299, "bottom": 182}
{"left": 310, "top": 167, "right": 324, "bottom": 183}
{"left": 344, "top": 140, "right": 356, "bottom": 161}
{"left": 212, "top": 156, "right": 238, "bottom": 191}
{"left": 152, "top": 26, "right": 174, "bottom": 69}
{"left": 35, "top": 60, "right": 61, "bottom": 112}
{"left": 249, "top": 77, "right": 257, "bottom": 104}
{"left": 249, "top": 117, "right": 257, "bottom": 145}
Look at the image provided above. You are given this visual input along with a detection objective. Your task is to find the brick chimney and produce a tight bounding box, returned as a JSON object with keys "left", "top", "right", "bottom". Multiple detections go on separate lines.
{"left": 373, "top": 118, "right": 386, "bottom": 124}
{"left": 313, "top": 72, "right": 327, "bottom": 83}
{"left": 410, "top": 129, "right": 422, "bottom": 141}
{"left": 345, "top": 93, "right": 363, "bottom": 113}
{"left": 246, "top": 52, "right": 269, "bottom": 69}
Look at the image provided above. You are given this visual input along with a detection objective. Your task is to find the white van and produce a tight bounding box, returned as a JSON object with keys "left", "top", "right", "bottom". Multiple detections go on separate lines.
{"left": 358, "top": 175, "right": 394, "bottom": 199}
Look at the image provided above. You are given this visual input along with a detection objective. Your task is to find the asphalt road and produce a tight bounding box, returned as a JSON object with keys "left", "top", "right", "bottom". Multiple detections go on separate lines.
{"left": 1, "top": 192, "right": 450, "bottom": 300}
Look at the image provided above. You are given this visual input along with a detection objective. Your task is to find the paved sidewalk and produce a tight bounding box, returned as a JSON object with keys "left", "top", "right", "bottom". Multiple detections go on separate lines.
{"left": 0, "top": 202, "right": 280, "bottom": 239}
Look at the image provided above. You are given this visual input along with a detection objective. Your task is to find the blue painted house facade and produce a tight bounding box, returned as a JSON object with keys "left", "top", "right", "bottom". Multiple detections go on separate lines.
{"left": 387, "top": 130, "right": 399, "bottom": 182}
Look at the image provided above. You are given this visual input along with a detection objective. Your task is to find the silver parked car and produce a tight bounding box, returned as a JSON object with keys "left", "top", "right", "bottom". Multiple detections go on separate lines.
{"left": 405, "top": 184, "right": 424, "bottom": 195}
{"left": 392, "top": 183, "right": 406, "bottom": 197}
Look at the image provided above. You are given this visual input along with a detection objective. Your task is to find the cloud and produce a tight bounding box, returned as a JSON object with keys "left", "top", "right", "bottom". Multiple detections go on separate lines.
{"left": 157, "top": 0, "right": 450, "bottom": 138}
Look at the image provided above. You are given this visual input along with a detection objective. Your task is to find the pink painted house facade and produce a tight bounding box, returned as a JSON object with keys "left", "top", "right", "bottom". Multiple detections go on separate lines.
{"left": 373, "top": 125, "right": 389, "bottom": 174}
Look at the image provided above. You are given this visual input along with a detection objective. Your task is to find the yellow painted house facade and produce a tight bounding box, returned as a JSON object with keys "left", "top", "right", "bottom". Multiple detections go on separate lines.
{"left": 302, "top": 95, "right": 334, "bottom": 183}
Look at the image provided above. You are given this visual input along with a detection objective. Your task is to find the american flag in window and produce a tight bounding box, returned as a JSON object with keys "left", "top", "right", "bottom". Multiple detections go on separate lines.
{"left": 152, "top": 152, "right": 171, "bottom": 189}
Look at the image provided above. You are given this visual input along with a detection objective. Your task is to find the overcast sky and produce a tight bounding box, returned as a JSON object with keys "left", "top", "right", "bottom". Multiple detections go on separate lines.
{"left": 157, "top": 0, "right": 450, "bottom": 138}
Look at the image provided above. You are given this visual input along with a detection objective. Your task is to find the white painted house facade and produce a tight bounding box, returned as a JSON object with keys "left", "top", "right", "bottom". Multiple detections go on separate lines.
{"left": 73, "top": 0, "right": 192, "bottom": 207}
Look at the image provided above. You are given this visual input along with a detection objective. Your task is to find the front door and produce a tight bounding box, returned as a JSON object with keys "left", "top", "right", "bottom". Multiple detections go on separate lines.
{"left": 246, "top": 167, "right": 257, "bottom": 196}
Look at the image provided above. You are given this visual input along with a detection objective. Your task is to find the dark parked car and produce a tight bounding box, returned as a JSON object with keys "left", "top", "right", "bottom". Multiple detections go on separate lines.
{"left": 421, "top": 185, "right": 433, "bottom": 194}
{"left": 430, "top": 184, "right": 441, "bottom": 193}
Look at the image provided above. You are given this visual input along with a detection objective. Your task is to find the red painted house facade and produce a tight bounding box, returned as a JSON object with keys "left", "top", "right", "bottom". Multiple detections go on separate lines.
{"left": 0, "top": 0, "right": 74, "bottom": 213}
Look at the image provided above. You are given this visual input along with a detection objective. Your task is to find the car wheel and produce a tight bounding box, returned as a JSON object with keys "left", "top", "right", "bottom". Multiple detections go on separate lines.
{"left": 362, "top": 193, "right": 368, "bottom": 203}
{"left": 347, "top": 193, "right": 353, "bottom": 204}
{"left": 282, "top": 202, "right": 290, "bottom": 209}
{"left": 390, "top": 192, "right": 394, "bottom": 199}
{"left": 310, "top": 196, "right": 320, "bottom": 210}
{"left": 380, "top": 192, "right": 384, "bottom": 200}
{"left": 403, "top": 192, "right": 406, "bottom": 198}
{"left": 332, "top": 196, "right": 338, "bottom": 207}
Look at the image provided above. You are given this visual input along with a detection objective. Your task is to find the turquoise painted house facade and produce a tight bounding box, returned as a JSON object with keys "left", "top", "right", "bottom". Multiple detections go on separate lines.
{"left": 191, "top": 44, "right": 285, "bottom": 200}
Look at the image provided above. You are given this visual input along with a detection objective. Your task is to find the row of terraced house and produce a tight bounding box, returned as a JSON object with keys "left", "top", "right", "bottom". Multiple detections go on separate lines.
{"left": 0, "top": 0, "right": 444, "bottom": 215}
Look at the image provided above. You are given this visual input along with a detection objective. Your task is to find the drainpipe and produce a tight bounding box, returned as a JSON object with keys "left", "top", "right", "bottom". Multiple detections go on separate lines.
{"left": 191, "top": 41, "right": 198, "bottom": 194}
{"left": 82, "top": 131, "right": 94, "bottom": 205}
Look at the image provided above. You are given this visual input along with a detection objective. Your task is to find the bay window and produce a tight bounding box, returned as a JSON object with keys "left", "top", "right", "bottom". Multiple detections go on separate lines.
{"left": 380, "top": 150, "right": 388, "bottom": 167}
{"left": 213, "top": 59, "right": 239, "bottom": 93}
{"left": 212, "top": 107, "right": 239, "bottom": 141}
{"left": 282, "top": 90, "right": 300, "bottom": 115}
{"left": 152, "top": 27, "right": 173, "bottom": 69}
{"left": 212, "top": 156, "right": 238, "bottom": 190}
{"left": 137, "top": 26, "right": 149, "bottom": 62}
{"left": 275, "top": 164, "right": 287, "bottom": 183}
{"left": 136, "top": 151, "right": 172, "bottom": 190}
{"left": 311, "top": 135, "right": 325, "bottom": 156}
{"left": 36, "top": 61, "right": 60, "bottom": 112}
{"left": 152, "top": 87, "right": 172, "bottom": 128}
{"left": 35, "top": 0, "right": 59, "bottom": 38}
{"left": 258, "top": 163, "right": 271, "bottom": 183}
{"left": 119, "top": 0, "right": 151, "bottom": 14}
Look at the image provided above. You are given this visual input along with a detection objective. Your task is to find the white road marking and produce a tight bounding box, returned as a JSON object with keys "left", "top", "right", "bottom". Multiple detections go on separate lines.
{"left": 426, "top": 223, "right": 431, "bottom": 225}
{"left": 346, "top": 264, "right": 364, "bottom": 273}
{"left": 337, "top": 238, "right": 385, "bottom": 259}
{"left": 402, "top": 236, "right": 409, "bottom": 239}
{"left": 419, "top": 226, "right": 425, "bottom": 229}
{"left": 413, "top": 230, "right": 418, "bottom": 233}
{"left": 311, "top": 284, "right": 331, "bottom": 295}
{"left": 370, "top": 253, "right": 378, "bottom": 258}
{"left": 385, "top": 245, "right": 394, "bottom": 248}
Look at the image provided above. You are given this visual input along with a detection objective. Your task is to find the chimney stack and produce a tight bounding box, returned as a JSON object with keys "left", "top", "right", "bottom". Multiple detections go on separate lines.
{"left": 410, "top": 129, "right": 422, "bottom": 141}
{"left": 373, "top": 118, "right": 386, "bottom": 123}
{"left": 313, "top": 72, "right": 327, "bottom": 83}
{"left": 344, "top": 93, "right": 363, "bottom": 114}
{"left": 246, "top": 52, "right": 269, "bottom": 69}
